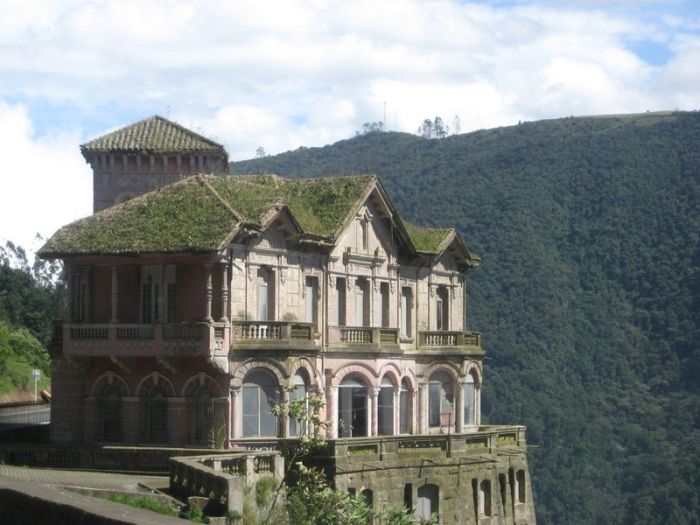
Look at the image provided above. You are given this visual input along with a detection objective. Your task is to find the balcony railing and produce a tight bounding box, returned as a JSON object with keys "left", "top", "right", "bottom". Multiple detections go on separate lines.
{"left": 231, "top": 321, "right": 317, "bottom": 350}
{"left": 328, "top": 326, "right": 399, "bottom": 349}
{"left": 62, "top": 322, "right": 228, "bottom": 357}
{"left": 418, "top": 330, "right": 482, "bottom": 349}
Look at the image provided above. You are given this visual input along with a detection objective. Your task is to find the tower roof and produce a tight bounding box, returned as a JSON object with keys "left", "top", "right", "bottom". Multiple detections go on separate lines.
{"left": 81, "top": 115, "right": 226, "bottom": 154}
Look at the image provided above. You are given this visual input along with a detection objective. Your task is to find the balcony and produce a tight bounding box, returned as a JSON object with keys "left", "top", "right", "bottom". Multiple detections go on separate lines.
{"left": 417, "top": 330, "right": 483, "bottom": 353}
{"left": 230, "top": 321, "right": 319, "bottom": 351}
{"left": 61, "top": 322, "right": 229, "bottom": 357}
{"left": 328, "top": 326, "right": 400, "bottom": 352}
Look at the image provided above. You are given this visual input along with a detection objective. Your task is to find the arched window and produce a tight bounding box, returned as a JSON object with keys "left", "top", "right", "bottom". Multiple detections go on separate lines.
{"left": 242, "top": 370, "right": 279, "bottom": 437}
{"left": 464, "top": 371, "right": 478, "bottom": 427}
{"left": 399, "top": 379, "right": 411, "bottom": 434}
{"left": 416, "top": 484, "right": 439, "bottom": 521}
{"left": 338, "top": 374, "right": 369, "bottom": 437}
{"left": 192, "top": 385, "right": 214, "bottom": 446}
{"left": 97, "top": 384, "right": 121, "bottom": 442}
{"left": 378, "top": 377, "right": 394, "bottom": 435}
{"left": 428, "top": 371, "right": 454, "bottom": 428}
{"left": 142, "top": 384, "right": 168, "bottom": 443}
{"left": 289, "top": 371, "right": 308, "bottom": 437}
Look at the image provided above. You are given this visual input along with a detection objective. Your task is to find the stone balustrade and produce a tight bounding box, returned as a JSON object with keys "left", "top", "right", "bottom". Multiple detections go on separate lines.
{"left": 328, "top": 326, "right": 399, "bottom": 349}
{"left": 62, "top": 322, "right": 229, "bottom": 357}
{"left": 418, "top": 330, "right": 482, "bottom": 349}
{"left": 231, "top": 321, "right": 317, "bottom": 350}
{"left": 169, "top": 451, "right": 284, "bottom": 514}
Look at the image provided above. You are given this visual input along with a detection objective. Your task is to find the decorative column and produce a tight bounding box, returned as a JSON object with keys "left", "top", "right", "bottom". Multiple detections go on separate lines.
{"left": 281, "top": 389, "right": 290, "bottom": 438}
{"left": 371, "top": 387, "right": 380, "bottom": 436}
{"left": 204, "top": 264, "right": 213, "bottom": 322}
{"left": 220, "top": 262, "right": 229, "bottom": 322}
{"left": 111, "top": 265, "right": 119, "bottom": 323}
{"left": 456, "top": 381, "right": 465, "bottom": 433}
{"left": 418, "top": 382, "right": 428, "bottom": 434}
{"left": 231, "top": 387, "right": 241, "bottom": 439}
{"left": 327, "top": 386, "right": 338, "bottom": 438}
{"left": 411, "top": 390, "right": 418, "bottom": 434}
{"left": 394, "top": 388, "right": 401, "bottom": 435}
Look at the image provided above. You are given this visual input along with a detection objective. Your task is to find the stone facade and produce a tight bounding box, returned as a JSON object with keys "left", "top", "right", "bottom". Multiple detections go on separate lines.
{"left": 41, "top": 117, "right": 536, "bottom": 524}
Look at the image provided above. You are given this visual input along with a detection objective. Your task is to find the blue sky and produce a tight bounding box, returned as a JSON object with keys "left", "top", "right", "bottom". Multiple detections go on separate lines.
{"left": 0, "top": 0, "right": 698, "bottom": 253}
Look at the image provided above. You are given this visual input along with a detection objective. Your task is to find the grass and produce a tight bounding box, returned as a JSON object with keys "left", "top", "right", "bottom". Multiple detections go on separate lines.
{"left": 106, "top": 493, "right": 179, "bottom": 517}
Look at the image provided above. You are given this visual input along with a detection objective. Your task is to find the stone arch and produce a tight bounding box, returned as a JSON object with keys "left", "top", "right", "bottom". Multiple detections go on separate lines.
{"left": 422, "top": 361, "right": 460, "bottom": 383}
{"left": 135, "top": 372, "right": 175, "bottom": 397}
{"left": 330, "top": 362, "right": 378, "bottom": 387}
{"left": 181, "top": 372, "right": 223, "bottom": 397}
{"left": 231, "top": 358, "right": 286, "bottom": 388}
{"left": 377, "top": 363, "right": 401, "bottom": 388}
{"left": 90, "top": 372, "right": 130, "bottom": 397}
{"left": 400, "top": 368, "right": 418, "bottom": 392}
{"left": 286, "top": 356, "right": 321, "bottom": 389}
{"left": 464, "top": 361, "right": 483, "bottom": 387}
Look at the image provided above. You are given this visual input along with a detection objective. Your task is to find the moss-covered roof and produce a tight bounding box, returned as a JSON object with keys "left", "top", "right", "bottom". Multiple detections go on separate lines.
{"left": 81, "top": 115, "right": 225, "bottom": 154}
{"left": 39, "top": 174, "right": 376, "bottom": 257}
{"left": 402, "top": 221, "right": 454, "bottom": 253}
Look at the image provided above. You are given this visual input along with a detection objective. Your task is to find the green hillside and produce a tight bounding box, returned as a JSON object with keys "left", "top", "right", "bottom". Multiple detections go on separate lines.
{"left": 231, "top": 111, "right": 700, "bottom": 524}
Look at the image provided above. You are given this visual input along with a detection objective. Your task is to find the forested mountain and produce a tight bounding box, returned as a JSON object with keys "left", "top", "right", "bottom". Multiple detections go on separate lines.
{"left": 232, "top": 111, "right": 700, "bottom": 524}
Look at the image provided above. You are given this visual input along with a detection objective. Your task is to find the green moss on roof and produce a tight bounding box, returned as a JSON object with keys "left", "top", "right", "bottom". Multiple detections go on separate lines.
{"left": 81, "top": 115, "right": 225, "bottom": 154}
{"left": 209, "top": 174, "right": 375, "bottom": 238}
{"left": 40, "top": 174, "right": 376, "bottom": 257}
{"left": 39, "top": 177, "right": 238, "bottom": 256}
{"left": 403, "top": 221, "right": 453, "bottom": 253}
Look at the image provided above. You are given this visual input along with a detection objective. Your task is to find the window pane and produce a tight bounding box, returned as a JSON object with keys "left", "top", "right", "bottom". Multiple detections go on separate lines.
{"left": 378, "top": 386, "right": 394, "bottom": 435}
{"left": 242, "top": 385, "right": 259, "bottom": 437}
{"left": 400, "top": 388, "right": 409, "bottom": 434}
{"left": 429, "top": 383, "right": 441, "bottom": 427}
{"left": 260, "top": 387, "right": 278, "bottom": 436}
{"left": 257, "top": 285, "right": 268, "bottom": 321}
{"left": 464, "top": 382, "right": 475, "bottom": 426}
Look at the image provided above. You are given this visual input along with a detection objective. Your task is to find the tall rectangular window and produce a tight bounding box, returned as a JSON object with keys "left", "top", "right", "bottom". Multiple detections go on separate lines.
{"left": 380, "top": 282, "right": 390, "bottom": 328}
{"left": 336, "top": 278, "right": 346, "bottom": 326}
{"left": 401, "top": 287, "right": 412, "bottom": 337}
{"left": 436, "top": 287, "right": 449, "bottom": 331}
{"left": 355, "top": 279, "right": 369, "bottom": 326}
{"left": 256, "top": 267, "right": 274, "bottom": 321}
{"left": 305, "top": 276, "right": 318, "bottom": 325}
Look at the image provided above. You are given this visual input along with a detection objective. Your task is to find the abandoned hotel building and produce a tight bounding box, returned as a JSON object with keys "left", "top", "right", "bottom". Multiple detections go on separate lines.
{"left": 39, "top": 116, "right": 536, "bottom": 524}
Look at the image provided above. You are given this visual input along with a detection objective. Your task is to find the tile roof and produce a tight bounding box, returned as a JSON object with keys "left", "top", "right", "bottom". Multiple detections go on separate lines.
{"left": 81, "top": 115, "right": 225, "bottom": 154}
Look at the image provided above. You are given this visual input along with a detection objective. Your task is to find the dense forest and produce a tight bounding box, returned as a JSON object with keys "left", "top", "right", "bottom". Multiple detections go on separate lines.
{"left": 232, "top": 111, "right": 700, "bottom": 524}
{"left": 0, "top": 243, "right": 59, "bottom": 397}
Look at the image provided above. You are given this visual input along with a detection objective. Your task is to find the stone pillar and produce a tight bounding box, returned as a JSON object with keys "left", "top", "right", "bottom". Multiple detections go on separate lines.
{"left": 231, "top": 387, "right": 241, "bottom": 439}
{"left": 411, "top": 390, "right": 418, "bottom": 434}
{"left": 394, "top": 389, "right": 401, "bottom": 435}
{"left": 456, "top": 381, "right": 465, "bottom": 433}
{"left": 111, "top": 265, "right": 119, "bottom": 323}
{"left": 204, "top": 264, "right": 213, "bottom": 322}
{"left": 418, "top": 382, "right": 428, "bottom": 434}
{"left": 371, "top": 387, "right": 380, "bottom": 436}
{"left": 220, "top": 262, "right": 229, "bottom": 322}
{"left": 168, "top": 397, "right": 188, "bottom": 447}
{"left": 281, "top": 390, "right": 290, "bottom": 438}
{"left": 327, "top": 386, "right": 338, "bottom": 439}
{"left": 122, "top": 396, "right": 141, "bottom": 444}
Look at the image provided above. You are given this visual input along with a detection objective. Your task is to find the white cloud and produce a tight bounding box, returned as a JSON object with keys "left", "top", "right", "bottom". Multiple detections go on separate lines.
{"left": 0, "top": 102, "right": 91, "bottom": 253}
{"left": 0, "top": 0, "right": 698, "bottom": 246}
